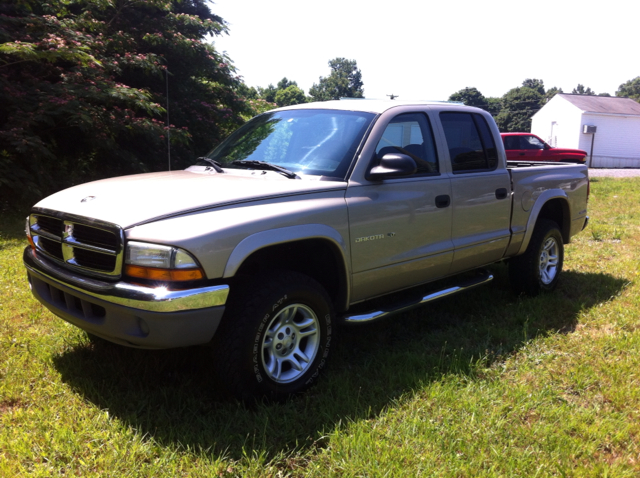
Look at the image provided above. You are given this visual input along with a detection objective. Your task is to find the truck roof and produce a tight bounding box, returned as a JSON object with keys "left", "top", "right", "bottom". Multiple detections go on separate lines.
{"left": 275, "top": 99, "right": 466, "bottom": 115}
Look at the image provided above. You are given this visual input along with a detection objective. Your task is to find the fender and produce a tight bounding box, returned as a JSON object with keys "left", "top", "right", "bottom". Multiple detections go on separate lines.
{"left": 516, "top": 188, "right": 570, "bottom": 256}
{"left": 223, "top": 224, "right": 351, "bottom": 306}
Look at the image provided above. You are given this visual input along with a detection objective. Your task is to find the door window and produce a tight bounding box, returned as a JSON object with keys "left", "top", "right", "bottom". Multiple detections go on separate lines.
{"left": 440, "top": 112, "right": 498, "bottom": 173}
{"left": 503, "top": 136, "right": 520, "bottom": 150}
{"left": 521, "top": 135, "right": 545, "bottom": 150}
{"left": 375, "top": 113, "right": 439, "bottom": 174}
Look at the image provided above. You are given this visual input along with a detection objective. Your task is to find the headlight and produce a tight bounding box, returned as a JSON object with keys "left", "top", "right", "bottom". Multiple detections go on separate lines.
{"left": 124, "top": 241, "right": 204, "bottom": 281}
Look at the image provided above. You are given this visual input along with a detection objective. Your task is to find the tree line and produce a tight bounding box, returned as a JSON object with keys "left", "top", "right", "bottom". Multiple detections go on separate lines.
{"left": 239, "top": 57, "right": 364, "bottom": 108}
{"left": 243, "top": 74, "right": 640, "bottom": 135}
{"left": 448, "top": 79, "right": 640, "bottom": 133}
{"left": 1, "top": 1, "right": 639, "bottom": 209}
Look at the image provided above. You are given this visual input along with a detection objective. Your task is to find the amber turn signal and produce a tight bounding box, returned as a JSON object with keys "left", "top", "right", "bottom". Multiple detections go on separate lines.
{"left": 25, "top": 217, "right": 36, "bottom": 251}
{"left": 124, "top": 265, "right": 204, "bottom": 282}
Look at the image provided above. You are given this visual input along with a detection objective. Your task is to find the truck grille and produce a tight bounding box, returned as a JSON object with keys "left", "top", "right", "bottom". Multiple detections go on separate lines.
{"left": 29, "top": 210, "right": 124, "bottom": 278}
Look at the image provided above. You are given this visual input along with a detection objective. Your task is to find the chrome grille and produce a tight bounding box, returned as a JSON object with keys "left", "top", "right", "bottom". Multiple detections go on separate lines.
{"left": 29, "top": 210, "right": 124, "bottom": 278}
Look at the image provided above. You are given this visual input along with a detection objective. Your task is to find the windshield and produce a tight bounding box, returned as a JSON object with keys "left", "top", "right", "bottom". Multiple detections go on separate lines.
{"left": 204, "top": 109, "right": 375, "bottom": 179}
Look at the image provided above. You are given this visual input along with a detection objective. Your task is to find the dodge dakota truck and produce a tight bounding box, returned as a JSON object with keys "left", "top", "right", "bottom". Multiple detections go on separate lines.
{"left": 24, "top": 100, "right": 589, "bottom": 400}
{"left": 501, "top": 132, "right": 588, "bottom": 163}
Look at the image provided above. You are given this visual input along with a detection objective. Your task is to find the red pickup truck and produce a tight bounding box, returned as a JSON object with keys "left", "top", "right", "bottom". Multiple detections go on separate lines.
{"left": 501, "top": 133, "right": 587, "bottom": 163}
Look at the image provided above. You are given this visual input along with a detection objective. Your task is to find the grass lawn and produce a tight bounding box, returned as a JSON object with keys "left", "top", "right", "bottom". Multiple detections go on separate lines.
{"left": 1, "top": 177, "right": 639, "bottom": 477}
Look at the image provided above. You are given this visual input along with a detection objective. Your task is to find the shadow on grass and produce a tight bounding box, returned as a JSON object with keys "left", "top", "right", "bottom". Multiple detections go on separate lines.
{"left": 52, "top": 265, "right": 628, "bottom": 460}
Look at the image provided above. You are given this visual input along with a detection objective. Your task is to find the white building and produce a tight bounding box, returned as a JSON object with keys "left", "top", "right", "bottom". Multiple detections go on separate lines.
{"left": 531, "top": 94, "right": 640, "bottom": 168}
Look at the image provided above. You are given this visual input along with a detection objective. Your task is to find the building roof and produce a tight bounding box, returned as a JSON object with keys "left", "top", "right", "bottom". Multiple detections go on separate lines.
{"left": 559, "top": 94, "right": 640, "bottom": 116}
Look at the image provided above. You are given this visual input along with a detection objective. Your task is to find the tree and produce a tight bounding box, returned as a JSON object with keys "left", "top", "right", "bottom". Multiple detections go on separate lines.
{"left": 495, "top": 86, "right": 543, "bottom": 132}
{"left": 309, "top": 58, "right": 364, "bottom": 101}
{"left": 275, "top": 85, "right": 307, "bottom": 107}
{"left": 544, "top": 86, "right": 563, "bottom": 103}
{"left": 277, "top": 77, "right": 297, "bottom": 91}
{"left": 616, "top": 77, "right": 640, "bottom": 102}
{"left": 572, "top": 84, "right": 595, "bottom": 95}
{"left": 236, "top": 82, "right": 259, "bottom": 100}
{"left": 448, "top": 87, "right": 487, "bottom": 108}
{"left": 493, "top": 79, "right": 558, "bottom": 131}
{"left": 485, "top": 97, "right": 502, "bottom": 117}
{"left": 522, "top": 78, "right": 546, "bottom": 95}
{"left": 257, "top": 84, "right": 278, "bottom": 103}
{"left": 256, "top": 78, "right": 307, "bottom": 106}
{"left": 235, "top": 82, "right": 275, "bottom": 119}
{"left": 0, "top": 0, "right": 246, "bottom": 205}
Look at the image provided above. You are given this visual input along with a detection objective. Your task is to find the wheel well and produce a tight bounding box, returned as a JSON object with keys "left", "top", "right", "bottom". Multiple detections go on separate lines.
{"left": 232, "top": 239, "right": 348, "bottom": 312}
{"left": 537, "top": 198, "right": 570, "bottom": 243}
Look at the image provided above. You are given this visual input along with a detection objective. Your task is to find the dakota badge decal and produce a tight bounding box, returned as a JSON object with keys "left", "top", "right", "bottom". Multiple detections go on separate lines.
{"left": 355, "top": 232, "right": 395, "bottom": 243}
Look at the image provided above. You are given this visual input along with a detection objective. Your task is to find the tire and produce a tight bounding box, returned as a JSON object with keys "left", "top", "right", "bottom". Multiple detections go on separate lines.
{"left": 509, "top": 219, "right": 564, "bottom": 296}
{"left": 212, "top": 270, "right": 335, "bottom": 401}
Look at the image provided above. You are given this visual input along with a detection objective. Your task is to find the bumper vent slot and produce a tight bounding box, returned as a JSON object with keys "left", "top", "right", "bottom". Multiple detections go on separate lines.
{"left": 45, "top": 281, "right": 106, "bottom": 323}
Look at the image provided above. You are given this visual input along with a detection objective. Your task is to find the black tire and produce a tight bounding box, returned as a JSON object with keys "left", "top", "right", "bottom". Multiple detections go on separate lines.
{"left": 212, "top": 270, "right": 335, "bottom": 401}
{"left": 509, "top": 219, "right": 564, "bottom": 296}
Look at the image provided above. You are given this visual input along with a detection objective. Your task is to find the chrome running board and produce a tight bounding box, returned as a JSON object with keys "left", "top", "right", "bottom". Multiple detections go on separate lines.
{"left": 343, "top": 271, "right": 493, "bottom": 324}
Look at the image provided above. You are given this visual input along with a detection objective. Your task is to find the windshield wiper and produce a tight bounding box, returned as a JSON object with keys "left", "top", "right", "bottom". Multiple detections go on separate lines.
{"left": 231, "top": 160, "right": 300, "bottom": 179}
{"left": 196, "top": 157, "right": 224, "bottom": 173}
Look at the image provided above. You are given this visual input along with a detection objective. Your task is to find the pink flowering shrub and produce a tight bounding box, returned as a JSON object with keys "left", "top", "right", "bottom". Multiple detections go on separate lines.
{"left": 0, "top": 0, "right": 249, "bottom": 205}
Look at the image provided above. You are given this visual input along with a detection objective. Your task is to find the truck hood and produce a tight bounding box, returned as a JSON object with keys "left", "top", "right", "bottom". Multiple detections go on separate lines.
{"left": 34, "top": 169, "right": 346, "bottom": 228}
{"left": 552, "top": 147, "right": 588, "bottom": 155}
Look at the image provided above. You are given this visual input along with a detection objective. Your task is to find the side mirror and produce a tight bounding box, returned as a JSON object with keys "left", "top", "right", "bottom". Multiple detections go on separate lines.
{"left": 367, "top": 153, "right": 417, "bottom": 181}
{"left": 543, "top": 143, "right": 551, "bottom": 150}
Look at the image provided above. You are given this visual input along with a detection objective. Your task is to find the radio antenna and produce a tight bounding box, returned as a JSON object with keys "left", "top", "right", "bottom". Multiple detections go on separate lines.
{"left": 165, "top": 67, "right": 171, "bottom": 171}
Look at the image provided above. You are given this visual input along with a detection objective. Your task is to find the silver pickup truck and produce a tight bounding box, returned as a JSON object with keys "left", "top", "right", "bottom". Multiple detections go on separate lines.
{"left": 23, "top": 100, "right": 589, "bottom": 400}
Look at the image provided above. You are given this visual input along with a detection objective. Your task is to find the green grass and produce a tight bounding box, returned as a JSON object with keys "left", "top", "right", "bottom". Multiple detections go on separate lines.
{"left": 2, "top": 178, "right": 640, "bottom": 477}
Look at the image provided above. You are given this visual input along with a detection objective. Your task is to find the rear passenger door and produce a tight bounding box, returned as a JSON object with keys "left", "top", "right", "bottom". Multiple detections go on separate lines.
{"left": 502, "top": 135, "right": 522, "bottom": 161}
{"left": 439, "top": 112, "right": 512, "bottom": 274}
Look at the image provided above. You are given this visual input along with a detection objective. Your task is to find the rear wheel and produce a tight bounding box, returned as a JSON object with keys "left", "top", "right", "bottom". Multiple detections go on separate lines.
{"left": 509, "top": 219, "right": 564, "bottom": 296}
{"left": 212, "top": 270, "right": 335, "bottom": 401}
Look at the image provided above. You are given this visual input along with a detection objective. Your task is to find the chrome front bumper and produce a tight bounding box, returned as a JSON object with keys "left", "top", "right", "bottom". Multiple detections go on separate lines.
{"left": 24, "top": 247, "right": 229, "bottom": 349}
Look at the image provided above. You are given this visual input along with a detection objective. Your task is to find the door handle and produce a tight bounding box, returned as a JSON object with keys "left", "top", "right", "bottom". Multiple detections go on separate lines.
{"left": 435, "top": 195, "right": 450, "bottom": 208}
{"left": 495, "top": 188, "right": 508, "bottom": 200}
{"left": 519, "top": 152, "right": 525, "bottom": 156}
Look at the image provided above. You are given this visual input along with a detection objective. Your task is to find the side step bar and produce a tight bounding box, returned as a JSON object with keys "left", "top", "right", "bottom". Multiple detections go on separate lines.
{"left": 343, "top": 271, "right": 493, "bottom": 324}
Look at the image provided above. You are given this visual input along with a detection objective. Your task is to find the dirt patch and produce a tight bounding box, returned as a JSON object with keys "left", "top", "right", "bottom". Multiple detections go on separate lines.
{"left": 0, "top": 399, "right": 23, "bottom": 415}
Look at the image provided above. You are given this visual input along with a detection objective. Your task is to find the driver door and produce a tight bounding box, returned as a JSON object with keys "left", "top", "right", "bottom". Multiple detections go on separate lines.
{"left": 347, "top": 112, "right": 453, "bottom": 302}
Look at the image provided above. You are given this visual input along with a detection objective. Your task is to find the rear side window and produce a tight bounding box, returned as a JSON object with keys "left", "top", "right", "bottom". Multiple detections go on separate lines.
{"left": 503, "top": 136, "right": 520, "bottom": 150}
{"left": 375, "top": 113, "right": 439, "bottom": 174}
{"left": 440, "top": 112, "right": 498, "bottom": 173}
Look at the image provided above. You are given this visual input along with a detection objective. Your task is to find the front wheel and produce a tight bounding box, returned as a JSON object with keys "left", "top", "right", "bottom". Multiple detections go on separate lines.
{"left": 509, "top": 219, "right": 564, "bottom": 296}
{"left": 212, "top": 271, "right": 335, "bottom": 401}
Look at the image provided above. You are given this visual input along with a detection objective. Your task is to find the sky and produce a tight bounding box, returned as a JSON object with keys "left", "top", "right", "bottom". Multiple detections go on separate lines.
{"left": 210, "top": 0, "right": 637, "bottom": 101}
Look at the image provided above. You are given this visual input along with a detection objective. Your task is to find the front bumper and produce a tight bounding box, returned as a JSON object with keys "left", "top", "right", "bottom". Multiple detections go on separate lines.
{"left": 24, "top": 247, "right": 229, "bottom": 349}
